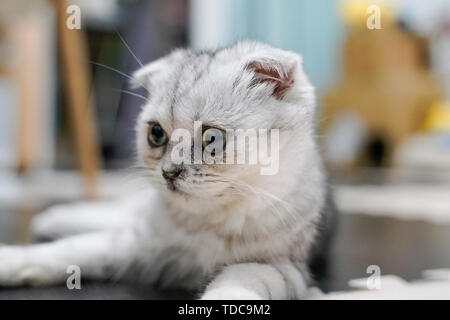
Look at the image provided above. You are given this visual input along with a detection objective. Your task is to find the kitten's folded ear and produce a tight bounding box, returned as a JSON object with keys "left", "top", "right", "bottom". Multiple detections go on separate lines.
{"left": 132, "top": 49, "right": 187, "bottom": 90}
{"left": 131, "top": 58, "right": 165, "bottom": 89}
{"left": 245, "top": 53, "right": 302, "bottom": 100}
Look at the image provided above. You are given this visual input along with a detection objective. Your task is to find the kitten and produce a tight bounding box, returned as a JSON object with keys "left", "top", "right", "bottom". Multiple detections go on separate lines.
{"left": 0, "top": 41, "right": 327, "bottom": 299}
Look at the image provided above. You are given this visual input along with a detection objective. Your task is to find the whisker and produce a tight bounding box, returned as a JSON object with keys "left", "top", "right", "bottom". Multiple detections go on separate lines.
{"left": 116, "top": 30, "right": 144, "bottom": 67}
{"left": 207, "top": 172, "right": 299, "bottom": 226}
{"left": 90, "top": 61, "right": 149, "bottom": 93}
{"left": 111, "top": 88, "right": 150, "bottom": 103}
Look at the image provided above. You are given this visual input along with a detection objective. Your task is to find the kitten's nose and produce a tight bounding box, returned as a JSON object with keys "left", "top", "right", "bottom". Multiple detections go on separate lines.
{"left": 162, "top": 166, "right": 183, "bottom": 180}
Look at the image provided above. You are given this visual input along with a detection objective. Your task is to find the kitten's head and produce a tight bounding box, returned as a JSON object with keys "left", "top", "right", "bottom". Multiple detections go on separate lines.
{"left": 134, "top": 41, "right": 316, "bottom": 210}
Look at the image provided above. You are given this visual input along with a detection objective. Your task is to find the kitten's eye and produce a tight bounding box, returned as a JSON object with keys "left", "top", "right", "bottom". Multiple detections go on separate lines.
{"left": 147, "top": 122, "right": 168, "bottom": 147}
{"left": 202, "top": 128, "right": 226, "bottom": 153}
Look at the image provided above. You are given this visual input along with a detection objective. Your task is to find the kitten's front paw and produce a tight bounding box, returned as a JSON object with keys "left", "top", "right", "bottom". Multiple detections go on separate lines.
{"left": 30, "top": 204, "right": 74, "bottom": 240}
{"left": 0, "top": 246, "right": 53, "bottom": 287}
{"left": 201, "top": 287, "right": 264, "bottom": 300}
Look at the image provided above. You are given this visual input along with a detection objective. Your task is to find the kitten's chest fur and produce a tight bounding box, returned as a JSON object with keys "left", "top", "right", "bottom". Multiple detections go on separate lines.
{"left": 141, "top": 192, "right": 317, "bottom": 289}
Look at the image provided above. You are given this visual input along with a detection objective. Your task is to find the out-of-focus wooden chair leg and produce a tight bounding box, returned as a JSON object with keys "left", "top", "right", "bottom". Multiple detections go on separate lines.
{"left": 15, "top": 25, "right": 37, "bottom": 175}
{"left": 53, "top": 0, "right": 101, "bottom": 198}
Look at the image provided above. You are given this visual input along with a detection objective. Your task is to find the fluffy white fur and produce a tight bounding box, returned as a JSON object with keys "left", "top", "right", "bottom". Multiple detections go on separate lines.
{"left": 0, "top": 41, "right": 325, "bottom": 299}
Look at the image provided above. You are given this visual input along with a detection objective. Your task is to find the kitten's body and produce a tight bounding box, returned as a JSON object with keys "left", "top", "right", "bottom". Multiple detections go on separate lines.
{"left": 0, "top": 41, "right": 327, "bottom": 299}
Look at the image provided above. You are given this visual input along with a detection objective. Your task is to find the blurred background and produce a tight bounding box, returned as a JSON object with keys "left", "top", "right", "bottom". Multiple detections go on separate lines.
{"left": 1, "top": 0, "right": 450, "bottom": 298}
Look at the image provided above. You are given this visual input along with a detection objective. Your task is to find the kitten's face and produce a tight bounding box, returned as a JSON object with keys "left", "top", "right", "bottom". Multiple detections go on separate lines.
{"left": 134, "top": 42, "right": 315, "bottom": 204}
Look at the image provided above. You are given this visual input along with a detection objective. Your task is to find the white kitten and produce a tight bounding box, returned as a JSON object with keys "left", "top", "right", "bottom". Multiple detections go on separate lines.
{"left": 0, "top": 41, "right": 326, "bottom": 299}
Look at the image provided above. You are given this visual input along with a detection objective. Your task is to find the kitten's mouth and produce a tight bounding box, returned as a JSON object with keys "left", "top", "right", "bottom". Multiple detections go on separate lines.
{"left": 165, "top": 179, "right": 187, "bottom": 195}
{"left": 166, "top": 180, "right": 177, "bottom": 191}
